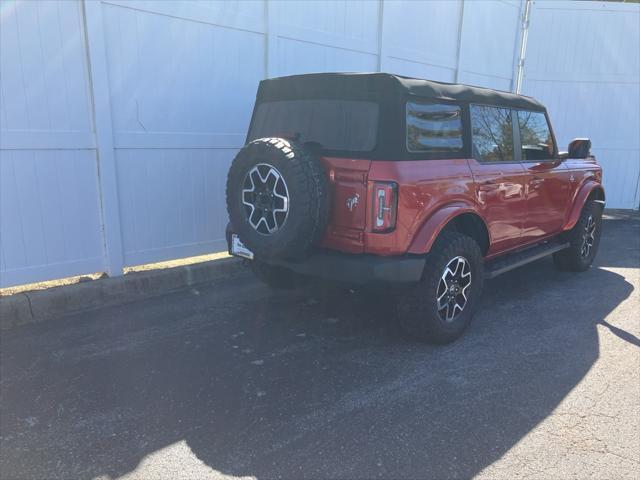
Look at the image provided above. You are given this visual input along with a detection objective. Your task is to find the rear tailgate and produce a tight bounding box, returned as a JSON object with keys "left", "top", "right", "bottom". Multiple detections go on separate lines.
{"left": 319, "top": 157, "right": 372, "bottom": 253}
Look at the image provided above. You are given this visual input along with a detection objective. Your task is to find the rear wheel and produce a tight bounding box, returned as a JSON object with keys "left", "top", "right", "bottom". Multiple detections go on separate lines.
{"left": 397, "top": 231, "right": 484, "bottom": 344}
{"left": 553, "top": 200, "right": 602, "bottom": 271}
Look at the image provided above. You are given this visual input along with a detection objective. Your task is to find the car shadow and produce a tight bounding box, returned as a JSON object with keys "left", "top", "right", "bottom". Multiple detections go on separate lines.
{"left": 0, "top": 218, "right": 636, "bottom": 479}
{"left": 598, "top": 319, "right": 640, "bottom": 348}
{"left": 192, "top": 261, "right": 634, "bottom": 479}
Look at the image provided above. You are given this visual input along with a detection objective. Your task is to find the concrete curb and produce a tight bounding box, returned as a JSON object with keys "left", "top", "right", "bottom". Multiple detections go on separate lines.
{"left": 0, "top": 257, "right": 244, "bottom": 330}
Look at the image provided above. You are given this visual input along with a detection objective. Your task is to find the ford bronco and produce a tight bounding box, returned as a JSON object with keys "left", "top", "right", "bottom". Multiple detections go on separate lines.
{"left": 225, "top": 73, "right": 604, "bottom": 344}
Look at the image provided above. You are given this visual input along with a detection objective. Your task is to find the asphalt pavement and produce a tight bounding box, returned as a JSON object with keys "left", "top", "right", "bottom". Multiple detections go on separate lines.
{"left": 1, "top": 215, "right": 639, "bottom": 480}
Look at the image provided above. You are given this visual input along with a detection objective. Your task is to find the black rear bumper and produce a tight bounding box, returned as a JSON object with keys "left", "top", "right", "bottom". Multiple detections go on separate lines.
{"left": 226, "top": 227, "right": 425, "bottom": 285}
{"left": 268, "top": 251, "right": 426, "bottom": 285}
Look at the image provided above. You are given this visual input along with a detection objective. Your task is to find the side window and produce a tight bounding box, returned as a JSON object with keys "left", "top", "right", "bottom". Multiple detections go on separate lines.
{"left": 517, "top": 110, "right": 554, "bottom": 160}
{"left": 406, "top": 101, "right": 463, "bottom": 153}
{"left": 470, "top": 104, "right": 515, "bottom": 162}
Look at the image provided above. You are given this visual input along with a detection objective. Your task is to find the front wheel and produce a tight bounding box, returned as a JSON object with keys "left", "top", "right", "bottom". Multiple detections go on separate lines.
{"left": 397, "top": 231, "right": 484, "bottom": 344}
{"left": 553, "top": 200, "right": 603, "bottom": 272}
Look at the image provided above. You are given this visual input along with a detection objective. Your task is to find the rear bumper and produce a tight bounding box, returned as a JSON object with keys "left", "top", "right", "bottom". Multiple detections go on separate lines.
{"left": 226, "top": 226, "right": 425, "bottom": 285}
{"left": 268, "top": 251, "right": 425, "bottom": 285}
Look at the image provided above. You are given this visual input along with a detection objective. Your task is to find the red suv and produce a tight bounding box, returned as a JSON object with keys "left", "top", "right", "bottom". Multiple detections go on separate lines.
{"left": 226, "top": 73, "right": 604, "bottom": 343}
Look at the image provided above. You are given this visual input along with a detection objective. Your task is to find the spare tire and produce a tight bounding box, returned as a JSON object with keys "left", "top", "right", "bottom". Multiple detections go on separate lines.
{"left": 226, "top": 137, "right": 329, "bottom": 260}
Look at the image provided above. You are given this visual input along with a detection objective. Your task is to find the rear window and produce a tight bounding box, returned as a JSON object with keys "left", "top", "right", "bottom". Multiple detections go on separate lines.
{"left": 248, "top": 99, "right": 379, "bottom": 152}
{"left": 406, "top": 101, "right": 464, "bottom": 153}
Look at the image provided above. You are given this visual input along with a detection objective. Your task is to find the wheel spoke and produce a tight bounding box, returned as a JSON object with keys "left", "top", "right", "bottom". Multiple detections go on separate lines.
{"left": 273, "top": 187, "right": 289, "bottom": 212}
{"left": 264, "top": 211, "right": 276, "bottom": 232}
{"left": 447, "top": 300, "right": 458, "bottom": 321}
{"left": 452, "top": 299, "right": 463, "bottom": 317}
{"left": 443, "top": 302, "right": 452, "bottom": 321}
{"left": 254, "top": 213, "right": 268, "bottom": 232}
{"left": 251, "top": 169, "right": 265, "bottom": 187}
{"left": 460, "top": 282, "right": 470, "bottom": 302}
{"left": 461, "top": 262, "right": 471, "bottom": 279}
{"left": 264, "top": 169, "right": 279, "bottom": 189}
{"left": 242, "top": 174, "right": 256, "bottom": 207}
{"left": 437, "top": 277, "right": 449, "bottom": 309}
{"left": 451, "top": 258, "right": 462, "bottom": 277}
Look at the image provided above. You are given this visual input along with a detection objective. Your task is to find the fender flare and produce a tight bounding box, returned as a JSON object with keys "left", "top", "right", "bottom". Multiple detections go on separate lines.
{"left": 563, "top": 181, "right": 606, "bottom": 231}
{"left": 407, "top": 202, "right": 489, "bottom": 254}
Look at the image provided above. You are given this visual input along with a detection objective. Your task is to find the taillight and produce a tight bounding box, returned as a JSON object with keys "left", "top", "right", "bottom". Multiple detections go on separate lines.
{"left": 372, "top": 182, "right": 398, "bottom": 232}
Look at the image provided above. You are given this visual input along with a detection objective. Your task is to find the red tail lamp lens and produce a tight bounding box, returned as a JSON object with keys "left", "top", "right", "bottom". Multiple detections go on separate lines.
{"left": 372, "top": 182, "right": 398, "bottom": 232}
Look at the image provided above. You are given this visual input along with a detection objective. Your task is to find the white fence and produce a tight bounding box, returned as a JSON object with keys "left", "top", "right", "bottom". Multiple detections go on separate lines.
{"left": 1, "top": 0, "right": 639, "bottom": 288}
{"left": 522, "top": 0, "right": 640, "bottom": 211}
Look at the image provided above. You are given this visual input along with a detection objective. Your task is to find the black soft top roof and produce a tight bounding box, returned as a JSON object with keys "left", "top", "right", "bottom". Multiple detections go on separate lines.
{"left": 256, "top": 72, "right": 545, "bottom": 111}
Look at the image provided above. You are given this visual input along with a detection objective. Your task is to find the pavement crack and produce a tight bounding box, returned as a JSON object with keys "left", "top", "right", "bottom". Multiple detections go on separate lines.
{"left": 22, "top": 292, "right": 35, "bottom": 319}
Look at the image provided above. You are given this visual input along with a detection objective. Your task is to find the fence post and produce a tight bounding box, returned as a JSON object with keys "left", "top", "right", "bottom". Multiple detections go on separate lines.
{"left": 82, "top": 0, "right": 124, "bottom": 276}
{"left": 376, "top": 0, "right": 386, "bottom": 72}
{"left": 514, "top": 0, "right": 531, "bottom": 94}
{"left": 264, "top": 0, "right": 276, "bottom": 78}
{"left": 454, "top": 0, "right": 465, "bottom": 83}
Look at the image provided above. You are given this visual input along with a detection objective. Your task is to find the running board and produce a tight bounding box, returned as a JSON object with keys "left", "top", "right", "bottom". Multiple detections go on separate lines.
{"left": 485, "top": 241, "right": 570, "bottom": 279}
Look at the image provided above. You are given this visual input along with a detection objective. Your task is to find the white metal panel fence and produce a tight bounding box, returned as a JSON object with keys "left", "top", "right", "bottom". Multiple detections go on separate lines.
{"left": 0, "top": 0, "right": 105, "bottom": 287}
{"left": 521, "top": 0, "right": 640, "bottom": 210}
{"left": 1, "top": 0, "right": 639, "bottom": 288}
{"left": 101, "top": 0, "right": 265, "bottom": 266}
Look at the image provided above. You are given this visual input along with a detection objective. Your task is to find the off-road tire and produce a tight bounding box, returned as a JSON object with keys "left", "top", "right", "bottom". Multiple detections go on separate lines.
{"left": 553, "top": 200, "right": 602, "bottom": 272}
{"left": 250, "top": 260, "right": 303, "bottom": 290}
{"left": 397, "top": 232, "right": 484, "bottom": 344}
{"left": 226, "top": 138, "right": 329, "bottom": 260}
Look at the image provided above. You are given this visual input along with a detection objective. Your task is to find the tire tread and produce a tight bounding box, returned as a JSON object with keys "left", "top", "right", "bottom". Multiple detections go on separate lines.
{"left": 398, "top": 231, "right": 484, "bottom": 344}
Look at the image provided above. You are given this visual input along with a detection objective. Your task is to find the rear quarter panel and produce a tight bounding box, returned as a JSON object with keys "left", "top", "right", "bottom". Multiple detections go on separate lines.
{"left": 365, "top": 159, "right": 477, "bottom": 255}
{"left": 318, "top": 157, "right": 372, "bottom": 253}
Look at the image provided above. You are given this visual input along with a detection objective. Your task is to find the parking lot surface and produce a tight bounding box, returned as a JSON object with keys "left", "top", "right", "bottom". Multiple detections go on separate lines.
{"left": 1, "top": 215, "right": 639, "bottom": 480}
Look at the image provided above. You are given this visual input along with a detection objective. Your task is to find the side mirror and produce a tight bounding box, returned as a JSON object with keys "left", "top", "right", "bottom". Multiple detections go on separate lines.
{"left": 567, "top": 138, "right": 591, "bottom": 159}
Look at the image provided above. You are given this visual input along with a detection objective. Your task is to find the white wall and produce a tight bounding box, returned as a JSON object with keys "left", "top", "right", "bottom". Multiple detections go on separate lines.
{"left": 101, "top": 0, "right": 265, "bottom": 266}
{"left": 522, "top": 0, "right": 640, "bottom": 210}
{"left": 1, "top": 0, "right": 639, "bottom": 288}
{"left": 457, "top": 0, "right": 523, "bottom": 91}
{"left": 0, "top": 1, "right": 105, "bottom": 286}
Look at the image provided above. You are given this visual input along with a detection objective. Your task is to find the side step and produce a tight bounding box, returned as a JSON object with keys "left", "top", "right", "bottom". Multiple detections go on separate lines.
{"left": 485, "top": 241, "right": 570, "bottom": 279}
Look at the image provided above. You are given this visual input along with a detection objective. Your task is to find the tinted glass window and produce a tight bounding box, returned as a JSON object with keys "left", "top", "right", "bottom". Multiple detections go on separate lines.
{"left": 470, "top": 105, "right": 515, "bottom": 162}
{"left": 249, "top": 99, "right": 379, "bottom": 152}
{"left": 517, "top": 110, "right": 554, "bottom": 160}
{"left": 406, "top": 102, "right": 463, "bottom": 152}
